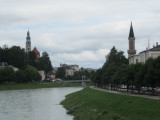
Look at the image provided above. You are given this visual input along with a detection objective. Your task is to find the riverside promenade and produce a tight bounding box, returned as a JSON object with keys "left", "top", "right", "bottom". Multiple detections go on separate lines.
{"left": 90, "top": 86, "right": 160, "bottom": 100}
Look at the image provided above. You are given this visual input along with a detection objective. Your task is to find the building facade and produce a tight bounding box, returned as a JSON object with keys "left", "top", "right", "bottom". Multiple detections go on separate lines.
{"left": 38, "top": 71, "right": 45, "bottom": 81}
{"left": 60, "top": 64, "right": 79, "bottom": 76}
{"left": 33, "top": 47, "right": 40, "bottom": 59}
{"left": 0, "top": 62, "right": 19, "bottom": 71}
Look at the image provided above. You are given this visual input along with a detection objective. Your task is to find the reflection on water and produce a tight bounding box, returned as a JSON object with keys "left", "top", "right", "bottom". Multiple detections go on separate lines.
{"left": 0, "top": 87, "right": 82, "bottom": 120}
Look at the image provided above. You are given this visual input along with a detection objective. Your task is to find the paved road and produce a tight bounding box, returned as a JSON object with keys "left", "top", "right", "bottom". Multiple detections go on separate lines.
{"left": 90, "top": 86, "right": 160, "bottom": 100}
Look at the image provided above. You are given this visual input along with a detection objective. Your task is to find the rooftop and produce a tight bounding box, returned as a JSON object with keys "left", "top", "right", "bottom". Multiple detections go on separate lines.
{"left": 33, "top": 47, "right": 40, "bottom": 55}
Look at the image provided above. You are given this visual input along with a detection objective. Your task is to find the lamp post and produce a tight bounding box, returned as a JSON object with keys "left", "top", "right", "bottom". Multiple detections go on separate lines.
{"left": 82, "top": 75, "right": 85, "bottom": 87}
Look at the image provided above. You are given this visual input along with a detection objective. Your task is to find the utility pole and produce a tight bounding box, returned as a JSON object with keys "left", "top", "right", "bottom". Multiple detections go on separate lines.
{"left": 82, "top": 75, "right": 85, "bottom": 87}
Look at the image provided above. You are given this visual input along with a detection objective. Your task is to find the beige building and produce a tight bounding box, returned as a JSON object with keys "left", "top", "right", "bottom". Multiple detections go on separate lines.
{"left": 38, "top": 71, "right": 45, "bottom": 81}
{"left": 60, "top": 64, "right": 79, "bottom": 76}
{"left": 0, "top": 62, "right": 19, "bottom": 71}
{"left": 11, "top": 66, "right": 19, "bottom": 72}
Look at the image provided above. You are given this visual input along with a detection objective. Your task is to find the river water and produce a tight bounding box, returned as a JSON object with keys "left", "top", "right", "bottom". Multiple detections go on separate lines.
{"left": 0, "top": 87, "right": 82, "bottom": 120}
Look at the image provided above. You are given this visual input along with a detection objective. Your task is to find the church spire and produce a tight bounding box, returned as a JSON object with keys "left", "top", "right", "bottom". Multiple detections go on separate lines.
{"left": 129, "top": 22, "right": 134, "bottom": 38}
{"left": 127, "top": 22, "right": 136, "bottom": 57}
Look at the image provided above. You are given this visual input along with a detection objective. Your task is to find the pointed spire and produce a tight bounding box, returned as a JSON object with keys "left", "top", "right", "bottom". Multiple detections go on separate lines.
{"left": 129, "top": 22, "right": 134, "bottom": 38}
{"left": 26, "top": 30, "right": 31, "bottom": 40}
{"left": 27, "top": 30, "right": 30, "bottom": 35}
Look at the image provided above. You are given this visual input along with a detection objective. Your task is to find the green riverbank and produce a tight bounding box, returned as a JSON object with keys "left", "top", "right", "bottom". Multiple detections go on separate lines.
{"left": 0, "top": 83, "right": 61, "bottom": 91}
{"left": 0, "top": 82, "right": 88, "bottom": 91}
{"left": 61, "top": 87, "right": 160, "bottom": 120}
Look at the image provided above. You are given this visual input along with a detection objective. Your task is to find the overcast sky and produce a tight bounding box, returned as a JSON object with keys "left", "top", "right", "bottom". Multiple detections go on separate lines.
{"left": 0, "top": 0, "right": 160, "bottom": 69}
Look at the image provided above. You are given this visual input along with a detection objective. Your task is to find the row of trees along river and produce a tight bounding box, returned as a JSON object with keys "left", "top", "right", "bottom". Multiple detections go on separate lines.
{"left": 92, "top": 46, "right": 160, "bottom": 93}
{"left": 0, "top": 45, "right": 52, "bottom": 84}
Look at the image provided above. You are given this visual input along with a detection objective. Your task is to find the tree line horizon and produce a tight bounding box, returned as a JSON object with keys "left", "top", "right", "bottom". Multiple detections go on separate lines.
{"left": 91, "top": 46, "right": 160, "bottom": 92}
{"left": 1, "top": 44, "right": 160, "bottom": 89}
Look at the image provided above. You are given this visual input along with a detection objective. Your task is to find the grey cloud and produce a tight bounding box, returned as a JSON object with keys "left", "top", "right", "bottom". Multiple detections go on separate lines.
{"left": 1, "top": 0, "right": 160, "bottom": 68}
{"left": 0, "top": 14, "right": 28, "bottom": 27}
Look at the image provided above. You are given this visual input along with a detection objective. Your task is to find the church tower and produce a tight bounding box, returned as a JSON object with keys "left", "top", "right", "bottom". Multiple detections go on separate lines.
{"left": 26, "top": 30, "right": 31, "bottom": 53}
{"left": 127, "top": 22, "right": 136, "bottom": 57}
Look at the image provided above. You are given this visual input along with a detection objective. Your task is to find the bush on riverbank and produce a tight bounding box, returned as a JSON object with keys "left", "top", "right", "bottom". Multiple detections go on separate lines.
{"left": 61, "top": 87, "right": 160, "bottom": 120}
{"left": 0, "top": 65, "right": 41, "bottom": 84}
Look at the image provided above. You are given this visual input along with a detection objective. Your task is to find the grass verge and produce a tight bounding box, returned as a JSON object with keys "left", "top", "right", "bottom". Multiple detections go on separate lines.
{"left": 0, "top": 83, "right": 62, "bottom": 91}
{"left": 61, "top": 87, "right": 160, "bottom": 120}
{"left": 64, "top": 82, "right": 92, "bottom": 87}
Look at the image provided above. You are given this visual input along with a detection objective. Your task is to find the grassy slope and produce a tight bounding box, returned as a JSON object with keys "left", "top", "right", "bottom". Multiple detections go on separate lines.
{"left": 0, "top": 83, "right": 62, "bottom": 91}
{"left": 64, "top": 82, "right": 92, "bottom": 87}
{"left": 61, "top": 87, "right": 160, "bottom": 120}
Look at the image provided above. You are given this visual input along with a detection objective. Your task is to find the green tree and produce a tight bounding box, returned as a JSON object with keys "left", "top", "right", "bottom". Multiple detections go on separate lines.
{"left": 134, "top": 63, "right": 145, "bottom": 93}
{"left": 145, "top": 57, "right": 160, "bottom": 88}
{"left": 56, "top": 67, "right": 66, "bottom": 80}
{"left": 153, "top": 56, "right": 160, "bottom": 87}
{"left": 36, "top": 52, "right": 52, "bottom": 73}
{"left": 0, "top": 47, "right": 9, "bottom": 62}
{"left": 0, "top": 67, "right": 16, "bottom": 84}
{"left": 101, "top": 46, "right": 128, "bottom": 88}
{"left": 145, "top": 58, "right": 155, "bottom": 88}
{"left": 16, "top": 70, "right": 28, "bottom": 83}
{"left": 25, "top": 65, "right": 41, "bottom": 83}
{"left": 91, "top": 68, "right": 103, "bottom": 86}
{"left": 119, "top": 64, "right": 128, "bottom": 85}
{"left": 7, "top": 46, "right": 27, "bottom": 69}
{"left": 28, "top": 51, "right": 36, "bottom": 67}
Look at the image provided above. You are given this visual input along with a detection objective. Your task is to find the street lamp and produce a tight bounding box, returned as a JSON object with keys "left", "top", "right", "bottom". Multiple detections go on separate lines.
{"left": 82, "top": 75, "right": 85, "bottom": 87}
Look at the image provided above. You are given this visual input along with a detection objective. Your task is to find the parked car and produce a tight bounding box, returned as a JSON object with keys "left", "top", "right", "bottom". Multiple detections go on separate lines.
{"left": 147, "top": 87, "right": 152, "bottom": 92}
{"left": 128, "top": 86, "right": 136, "bottom": 90}
{"left": 140, "top": 87, "right": 152, "bottom": 92}
{"left": 156, "top": 88, "right": 160, "bottom": 94}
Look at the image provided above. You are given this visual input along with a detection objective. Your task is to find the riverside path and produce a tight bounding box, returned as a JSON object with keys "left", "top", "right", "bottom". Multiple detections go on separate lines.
{"left": 90, "top": 86, "right": 160, "bottom": 100}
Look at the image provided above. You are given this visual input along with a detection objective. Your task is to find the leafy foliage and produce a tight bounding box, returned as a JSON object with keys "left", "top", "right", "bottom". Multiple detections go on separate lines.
{"left": 0, "top": 45, "right": 53, "bottom": 84}
{"left": 0, "top": 66, "right": 41, "bottom": 84}
{"left": 0, "top": 46, "right": 27, "bottom": 69}
{"left": 28, "top": 51, "right": 37, "bottom": 67}
{"left": 92, "top": 46, "right": 160, "bottom": 90}
{"left": 56, "top": 67, "right": 66, "bottom": 80}
{"left": 0, "top": 67, "right": 16, "bottom": 83}
{"left": 36, "top": 52, "right": 53, "bottom": 73}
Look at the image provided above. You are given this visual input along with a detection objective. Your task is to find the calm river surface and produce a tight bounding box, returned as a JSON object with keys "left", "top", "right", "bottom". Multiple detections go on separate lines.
{"left": 0, "top": 87, "right": 82, "bottom": 120}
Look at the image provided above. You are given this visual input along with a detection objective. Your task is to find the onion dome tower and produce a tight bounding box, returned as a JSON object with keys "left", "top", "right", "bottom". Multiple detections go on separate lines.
{"left": 26, "top": 30, "right": 31, "bottom": 53}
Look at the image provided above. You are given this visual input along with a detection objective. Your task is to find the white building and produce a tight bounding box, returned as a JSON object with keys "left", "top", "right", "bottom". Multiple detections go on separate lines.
{"left": 128, "top": 22, "right": 160, "bottom": 64}
{"left": 129, "top": 44, "right": 160, "bottom": 64}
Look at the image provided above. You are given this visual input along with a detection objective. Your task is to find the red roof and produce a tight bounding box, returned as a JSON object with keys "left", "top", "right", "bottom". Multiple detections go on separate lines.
{"left": 33, "top": 47, "right": 40, "bottom": 55}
